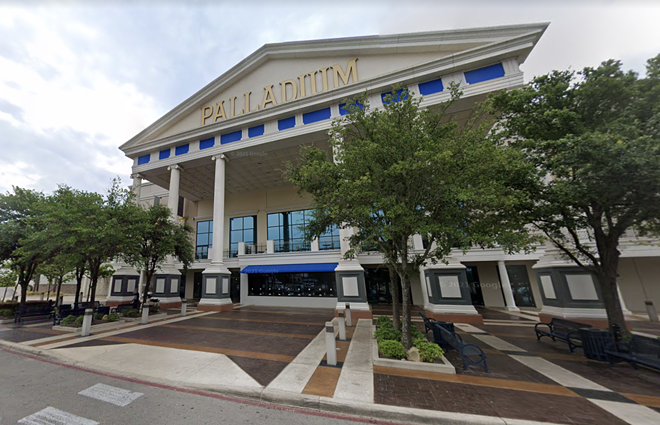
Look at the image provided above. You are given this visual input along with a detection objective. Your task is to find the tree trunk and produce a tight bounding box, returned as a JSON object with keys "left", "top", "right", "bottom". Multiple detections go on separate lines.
{"left": 400, "top": 274, "right": 412, "bottom": 349}
{"left": 19, "top": 281, "right": 27, "bottom": 305}
{"left": 74, "top": 276, "right": 82, "bottom": 306}
{"left": 89, "top": 276, "right": 97, "bottom": 305}
{"left": 389, "top": 266, "right": 401, "bottom": 331}
{"left": 141, "top": 271, "right": 154, "bottom": 312}
{"left": 55, "top": 276, "right": 63, "bottom": 307}
{"left": 596, "top": 254, "right": 626, "bottom": 338}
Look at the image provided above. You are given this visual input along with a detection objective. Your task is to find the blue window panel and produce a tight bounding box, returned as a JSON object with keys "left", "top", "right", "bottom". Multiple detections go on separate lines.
{"left": 199, "top": 137, "right": 214, "bottom": 150}
{"left": 418, "top": 78, "right": 444, "bottom": 95}
{"left": 248, "top": 124, "right": 264, "bottom": 138}
{"left": 339, "top": 101, "right": 363, "bottom": 116}
{"left": 137, "top": 155, "right": 150, "bottom": 165}
{"left": 464, "top": 63, "right": 505, "bottom": 85}
{"left": 175, "top": 144, "right": 189, "bottom": 156}
{"left": 159, "top": 149, "right": 170, "bottom": 160}
{"left": 302, "top": 107, "right": 331, "bottom": 125}
{"left": 220, "top": 130, "right": 242, "bottom": 145}
{"left": 278, "top": 116, "right": 296, "bottom": 131}
{"left": 381, "top": 89, "right": 409, "bottom": 105}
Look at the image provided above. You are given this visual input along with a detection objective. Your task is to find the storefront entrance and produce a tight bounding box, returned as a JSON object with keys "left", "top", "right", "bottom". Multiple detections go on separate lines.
{"left": 505, "top": 265, "right": 536, "bottom": 307}
{"left": 465, "top": 266, "right": 484, "bottom": 306}
{"left": 193, "top": 272, "right": 203, "bottom": 299}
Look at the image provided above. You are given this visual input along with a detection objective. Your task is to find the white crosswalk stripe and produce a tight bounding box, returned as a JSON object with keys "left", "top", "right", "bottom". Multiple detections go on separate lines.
{"left": 18, "top": 406, "right": 99, "bottom": 425}
{"left": 78, "top": 383, "right": 143, "bottom": 407}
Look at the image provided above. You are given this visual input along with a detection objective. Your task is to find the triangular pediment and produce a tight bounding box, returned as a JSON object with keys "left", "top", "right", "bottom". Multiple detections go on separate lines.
{"left": 121, "top": 23, "right": 548, "bottom": 154}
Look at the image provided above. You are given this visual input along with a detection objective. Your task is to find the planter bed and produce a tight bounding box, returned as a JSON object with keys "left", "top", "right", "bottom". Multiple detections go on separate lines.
{"left": 371, "top": 326, "right": 455, "bottom": 374}
{"left": 53, "top": 320, "right": 126, "bottom": 333}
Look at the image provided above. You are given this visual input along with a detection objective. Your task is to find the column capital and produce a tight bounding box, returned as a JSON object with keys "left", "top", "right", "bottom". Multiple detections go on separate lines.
{"left": 167, "top": 164, "right": 184, "bottom": 172}
{"left": 212, "top": 154, "right": 228, "bottom": 162}
{"left": 130, "top": 173, "right": 144, "bottom": 180}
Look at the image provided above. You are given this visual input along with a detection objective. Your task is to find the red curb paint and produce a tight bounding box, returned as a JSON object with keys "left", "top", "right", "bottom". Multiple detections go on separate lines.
{"left": 1, "top": 347, "right": 403, "bottom": 425}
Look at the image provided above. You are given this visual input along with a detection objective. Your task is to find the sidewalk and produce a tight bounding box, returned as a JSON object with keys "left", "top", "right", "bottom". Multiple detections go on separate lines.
{"left": 1, "top": 306, "right": 659, "bottom": 425}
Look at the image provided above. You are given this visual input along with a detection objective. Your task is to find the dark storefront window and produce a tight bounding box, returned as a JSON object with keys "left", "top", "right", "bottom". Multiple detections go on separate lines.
{"left": 318, "top": 224, "right": 340, "bottom": 250}
{"left": 229, "top": 216, "right": 256, "bottom": 257}
{"left": 196, "top": 220, "right": 213, "bottom": 259}
{"left": 248, "top": 272, "right": 336, "bottom": 297}
{"left": 267, "top": 209, "right": 339, "bottom": 252}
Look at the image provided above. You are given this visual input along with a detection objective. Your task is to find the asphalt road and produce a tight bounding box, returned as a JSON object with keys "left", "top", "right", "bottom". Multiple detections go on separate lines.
{"left": 0, "top": 348, "right": 388, "bottom": 425}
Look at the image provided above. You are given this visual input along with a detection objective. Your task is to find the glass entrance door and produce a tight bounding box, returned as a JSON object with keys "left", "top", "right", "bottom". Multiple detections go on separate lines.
{"left": 193, "top": 272, "right": 203, "bottom": 299}
{"left": 465, "top": 266, "right": 484, "bottom": 306}
{"left": 505, "top": 265, "right": 536, "bottom": 307}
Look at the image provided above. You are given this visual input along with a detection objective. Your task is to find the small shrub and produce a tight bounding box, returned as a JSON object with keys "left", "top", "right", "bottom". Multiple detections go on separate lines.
{"left": 121, "top": 309, "right": 140, "bottom": 318}
{"left": 416, "top": 340, "right": 444, "bottom": 362}
{"left": 412, "top": 326, "right": 424, "bottom": 339}
{"left": 0, "top": 309, "right": 13, "bottom": 318}
{"left": 75, "top": 315, "right": 84, "bottom": 326}
{"left": 376, "top": 315, "right": 391, "bottom": 326}
{"left": 378, "top": 340, "right": 407, "bottom": 360}
{"left": 149, "top": 305, "right": 160, "bottom": 314}
{"left": 61, "top": 315, "right": 77, "bottom": 326}
{"left": 107, "top": 313, "right": 120, "bottom": 322}
{"left": 95, "top": 313, "right": 104, "bottom": 321}
{"left": 374, "top": 326, "right": 401, "bottom": 342}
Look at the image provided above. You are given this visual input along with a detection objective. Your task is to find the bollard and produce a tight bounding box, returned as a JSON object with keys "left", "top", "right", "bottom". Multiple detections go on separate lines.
{"left": 345, "top": 303, "right": 352, "bottom": 327}
{"left": 81, "top": 309, "right": 93, "bottom": 337}
{"left": 325, "top": 321, "right": 337, "bottom": 366}
{"left": 338, "top": 310, "right": 347, "bottom": 341}
{"left": 141, "top": 306, "right": 149, "bottom": 325}
{"left": 181, "top": 299, "right": 187, "bottom": 317}
{"left": 40, "top": 293, "right": 44, "bottom": 301}
{"left": 646, "top": 300, "right": 659, "bottom": 322}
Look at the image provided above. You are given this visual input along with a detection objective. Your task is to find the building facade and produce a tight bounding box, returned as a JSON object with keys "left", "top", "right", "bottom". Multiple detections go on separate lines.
{"left": 111, "top": 23, "right": 660, "bottom": 324}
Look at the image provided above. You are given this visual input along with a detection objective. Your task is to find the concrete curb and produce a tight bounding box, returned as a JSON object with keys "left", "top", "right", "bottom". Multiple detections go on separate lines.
{"left": 0, "top": 335, "right": 563, "bottom": 425}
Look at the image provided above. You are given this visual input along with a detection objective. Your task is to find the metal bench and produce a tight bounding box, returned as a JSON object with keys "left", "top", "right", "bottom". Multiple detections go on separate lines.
{"left": 14, "top": 303, "right": 55, "bottom": 324}
{"left": 534, "top": 318, "right": 592, "bottom": 353}
{"left": 419, "top": 312, "right": 435, "bottom": 334}
{"left": 605, "top": 334, "right": 660, "bottom": 372}
{"left": 431, "top": 322, "right": 489, "bottom": 372}
{"left": 111, "top": 300, "right": 141, "bottom": 314}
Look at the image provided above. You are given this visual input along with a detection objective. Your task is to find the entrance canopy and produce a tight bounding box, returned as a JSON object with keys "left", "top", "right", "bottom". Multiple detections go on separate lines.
{"left": 241, "top": 263, "right": 338, "bottom": 274}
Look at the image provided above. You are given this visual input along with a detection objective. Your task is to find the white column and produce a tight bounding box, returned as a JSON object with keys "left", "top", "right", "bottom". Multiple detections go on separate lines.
{"left": 131, "top": 173, "right": 143, "bottom": 202}
{"left": 167, "top": 165, "right": 182, "bottom": 217}
{"left": 204, "top": 155, "right": 230, "bottom": 275}
{"left": 498, "top": 260, "right": 520, "bottom": 312}
{"left": 616, "top": 283, "right": 633, "bottom": 316}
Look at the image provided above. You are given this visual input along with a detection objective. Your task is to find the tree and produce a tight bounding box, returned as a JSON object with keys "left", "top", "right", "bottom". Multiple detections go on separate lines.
{"left": 37, "top": 258, "right": 75, "bottom": 306}
{"left": 121, "top": 203, "right": 195, "bottom": 308}
{"left": 0, "top": 187, "right": 49, "bottom": 305}
{"left": 487, "top": 55, "right": 660, "bottom": 334}
{"left": 0, "top": 263, "right": 18, "bottom": 302}
{"left": 287, "top": 86, "right": 537, "bottom": 348}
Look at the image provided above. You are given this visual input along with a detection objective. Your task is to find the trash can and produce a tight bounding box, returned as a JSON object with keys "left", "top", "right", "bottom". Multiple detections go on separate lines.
{"left": 431, "top": 321, "right": 455, "bottom": 350}
{"left": 580, "top": 328, "right": 614, "bottom": 362}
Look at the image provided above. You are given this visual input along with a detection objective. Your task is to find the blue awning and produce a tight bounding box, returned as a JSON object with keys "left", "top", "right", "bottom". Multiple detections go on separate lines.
{"left": 241, "top": 263, "right": 338, "bottom": 274}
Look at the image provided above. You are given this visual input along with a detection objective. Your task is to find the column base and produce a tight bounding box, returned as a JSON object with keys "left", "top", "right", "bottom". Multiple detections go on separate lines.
{"left": 335, "top": 302, "right": 372, "bottom": 319}
{"left": 539, "top": 306, "right": 631, "bottom": 330}
{"left": 505, "top": 306, "right": 521, "bottom": 312}
{"left": 198, "top": 298, "right": 234, "bottom": 312}
{"left": 155, "top": 296, "right": 182, "bottom": 309}
{"left": 425, "top": 304, "right": 483, "bottom": 325}
{"left": 105, "top": 296, "right": 134, "bottom": 307}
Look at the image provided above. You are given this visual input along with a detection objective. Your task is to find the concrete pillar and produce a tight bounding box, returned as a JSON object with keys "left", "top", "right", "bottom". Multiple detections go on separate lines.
{"left": 412, "top": 234, "right": 424, "bottom": 251}
{"left": 81, "top": 309, "right": 93, "bottom": 337}
{"left": 346, "top": 303, "right": 352, "bottom": 327}
{"left": 616, "top": 283, "right": 633, "bottom": 316}
{"left": 338, "top": 310, "right": 346, "bottom": 340}
{"left": 141, "top": 306, "right": 149, "bottom": 325}
{"left": 167, "top": 165, "right": 182, "bottom": 218}
{"left": 311, "top": 238, "right": 319, "bottom": 252}
{"left": 238, "top": 242, "right": 246, "bottom": 256}
{"left": 498, "top": 260, "right": 520, "bottom": 312}
{"left": 199, "top": 155, "right": 232, "bottom": 312}
{"left": 131, "top": 173, "right": 143, "bottom": 202}
{"left": 325, "top": 321, "right": 337, "bottom": 366}
{"left": 181, "top": 299, "right": 187, "bottom": 317}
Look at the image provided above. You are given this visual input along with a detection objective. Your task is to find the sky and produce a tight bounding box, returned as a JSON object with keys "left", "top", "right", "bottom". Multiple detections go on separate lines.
{"left": 0, "top": 0, "right": 659, "bottom": 195}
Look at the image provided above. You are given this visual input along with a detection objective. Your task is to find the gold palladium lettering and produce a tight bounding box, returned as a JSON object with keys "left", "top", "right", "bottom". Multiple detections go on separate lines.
{"left": 297, "top": 74, "right": 307, "bottom": 97}
{"left": 332, "top": 58, "right": 358, "bottom": 88}
{"left": 213, "top": 101, "right": 227, "bottom": 123}
{"left": 308, "top": 70, "right": 318, "bottom": 94}
{"left": 201, "top": 106, "right": 213, "bottom": 126}
{"left": 280, "top": 79, "right": 298, "bottom": 103}
{"left": 201, "top": 58, "right": 359, "bottom": 126}
{"left": 261, "top": 85, "right": 277, "bottom": 109}
{"left": 319, "top": 67, "right": 329, "bottom": 92}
